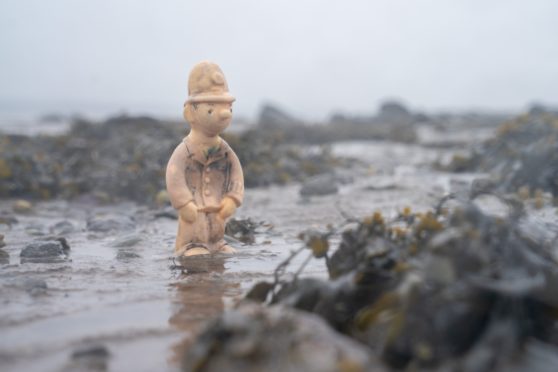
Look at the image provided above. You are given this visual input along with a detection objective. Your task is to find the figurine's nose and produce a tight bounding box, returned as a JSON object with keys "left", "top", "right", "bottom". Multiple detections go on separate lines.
{"left": 219, "top": 109, "right": 232, "bottom": 120}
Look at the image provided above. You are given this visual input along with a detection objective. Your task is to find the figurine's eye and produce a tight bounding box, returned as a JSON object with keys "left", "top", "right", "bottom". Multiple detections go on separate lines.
{"left": 230, "top": 108, "right": 233, "bottom": 113}
{"left": 208, "top": 109, "right": 213, "bottom": 114}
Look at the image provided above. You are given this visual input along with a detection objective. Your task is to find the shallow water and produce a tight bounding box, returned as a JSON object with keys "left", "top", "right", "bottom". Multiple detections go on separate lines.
{"left": 2, "top": 134, "right": 552, "bottom": 372}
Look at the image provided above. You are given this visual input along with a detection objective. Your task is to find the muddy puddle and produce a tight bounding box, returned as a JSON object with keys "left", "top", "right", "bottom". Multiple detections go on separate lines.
{"left": 3, "top": 127, "right": 544, "bottom": 372}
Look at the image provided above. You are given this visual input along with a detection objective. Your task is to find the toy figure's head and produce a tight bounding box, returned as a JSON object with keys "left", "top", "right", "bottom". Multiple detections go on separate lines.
{"left": 183, "top": 61, "right": 235, "bottom": 137}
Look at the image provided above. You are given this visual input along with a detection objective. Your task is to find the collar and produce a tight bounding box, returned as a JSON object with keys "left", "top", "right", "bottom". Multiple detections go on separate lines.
{"left": 183, "top": 135, "right": 229, "bottom": 165}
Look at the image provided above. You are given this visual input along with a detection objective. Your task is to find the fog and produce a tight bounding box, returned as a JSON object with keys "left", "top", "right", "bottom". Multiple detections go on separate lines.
{"left": 1, "top": 0, "right": 557, "bottom": 120}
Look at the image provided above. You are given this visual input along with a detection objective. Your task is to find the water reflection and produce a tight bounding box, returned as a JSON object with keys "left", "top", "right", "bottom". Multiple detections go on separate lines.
{"left": 168, "top": 255, "right": 241, "bottom": 366}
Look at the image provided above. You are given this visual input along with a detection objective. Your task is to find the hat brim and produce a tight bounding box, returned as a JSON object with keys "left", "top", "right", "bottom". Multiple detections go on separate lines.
{"left": 187, "top": 94, "right": 236, "bottom": 104}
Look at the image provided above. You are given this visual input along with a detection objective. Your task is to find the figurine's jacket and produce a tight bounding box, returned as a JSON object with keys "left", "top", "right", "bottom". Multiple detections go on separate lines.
{"left": 166, "top": 136, "right": 244, "bottom": 211}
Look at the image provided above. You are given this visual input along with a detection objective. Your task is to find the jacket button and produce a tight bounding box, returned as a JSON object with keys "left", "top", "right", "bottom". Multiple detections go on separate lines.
{"left": 204, "top": 189, "right": 210, "bottom": 196}
{"left": 204, "top": 177, "right": 210, "bottom": 183}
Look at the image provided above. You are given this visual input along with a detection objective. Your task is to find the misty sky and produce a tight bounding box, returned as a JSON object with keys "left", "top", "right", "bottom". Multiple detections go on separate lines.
{"left": 1, "top": 0, "right": 557, "bottom": 120}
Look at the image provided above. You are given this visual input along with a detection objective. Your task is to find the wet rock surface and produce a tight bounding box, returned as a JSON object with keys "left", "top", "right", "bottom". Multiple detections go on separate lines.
{"left": 0, "top": 115, "right": 346, "bottom": 201}
{"left": 0, "top": 117, "right": 556, "bottom": 372}
{"left": 182, "top": 303, "right": 376, "bottom": 372}
{"left": 235, "top": 197, "right": 558, "bottom": 372}
{"left": 299, "top": 173, "right": 339, "bottom": 196}
{"left": 0, "top": 248, "right": 9, "bottom": 264}
{"left": 447, "top": 111, "right": 558, "bottom": 197}
{"left": 224, "top": 218, "right": 260, "bottom": 245}
{"left": 20, "top": 238, "right": 69, "bottom": 263}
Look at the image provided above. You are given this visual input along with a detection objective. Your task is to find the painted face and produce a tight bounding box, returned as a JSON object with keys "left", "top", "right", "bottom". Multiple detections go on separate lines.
{"left": 191, "top": 102, "right": 233, "bottom": 136}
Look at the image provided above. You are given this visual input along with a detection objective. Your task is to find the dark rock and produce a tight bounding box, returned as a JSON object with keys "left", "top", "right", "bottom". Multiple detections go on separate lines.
{"left": 244, "top": 200, "right": 558, "bottom": 371}
{"left": 470, "top": 178, "right": 498, "bottom": 198}
{"left": 257, "top": 104, "right": 302, "bottom": 128}
{"left": 87, "top": 215, "right": 135, "bottom": 233}
{"left": 378, "top": 100, "right": 413, "bottom": 125}
{"left": 0, "top": 233, "right": 4, "bottom": 248}
{"left": 116, "top": 250, "right": 141, "bottom": 260}
{"left": 448, "top": 112, "right": 558, "bottom": 196}
{"left": 154, "top": 206, "right": 178, "bottom": 219}
{"left": 20, "top": 239, "right": 68, "bottom": 263}
{"left": 0, "top": 249, "right": 8, "bottom": 264}
{"left": 182, "top": 303, "right": 374, "bottom": 372}
{"left": 225, "top": 218, "right": 259, "bottom": 244}
{"left": 69, "top": 344, "right": 111, "bottom": 371}
{"left": 300, "top": 174, "right": 339, "bottom": 197}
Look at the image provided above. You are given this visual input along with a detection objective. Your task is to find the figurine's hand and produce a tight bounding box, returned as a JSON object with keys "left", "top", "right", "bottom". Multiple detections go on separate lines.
{"left": 179, "top": 202, "right": 198, "bottom": 223}
{"left": 218, "top": 197, "right": 237, "bottom": 220}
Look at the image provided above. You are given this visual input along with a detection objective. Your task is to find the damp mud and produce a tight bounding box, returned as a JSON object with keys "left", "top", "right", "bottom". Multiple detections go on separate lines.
{"left": 1, "top": 116, "right": 557, "bottom": 371}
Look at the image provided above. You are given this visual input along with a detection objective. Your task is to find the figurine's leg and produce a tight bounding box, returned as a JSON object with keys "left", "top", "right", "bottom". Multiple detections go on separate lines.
{"left": 208, "top": 214, "right": 236, "bottom": 254}
{"left": 175, "top": 218, "right": 210, "bottom": 256}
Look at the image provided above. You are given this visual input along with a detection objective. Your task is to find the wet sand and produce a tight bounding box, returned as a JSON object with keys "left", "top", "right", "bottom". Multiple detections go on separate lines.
{"left": 0, "top": 132, "right": 509, "bottom": 371}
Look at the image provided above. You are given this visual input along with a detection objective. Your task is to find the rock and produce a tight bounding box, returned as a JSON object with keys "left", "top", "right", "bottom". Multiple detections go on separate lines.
{"left": 0, "top": 249, "right": 8, "bottom": 264}
{"left": 20, "top": 239, "right": 69, "bottom": 263}
{"left": 116, "top": 250, "right": 141, "bottom": 260}
{"left": 154, "top": 207, "right": 178, "bottom": 220}
{"left": 50, "top": 220, "right": 76, "bottom": 235}
{"left": 246, "top": 199, "right": 558, "bottom": 371}
{"left": 448, "top": 112, "right": 558, "bottom": 196}
{"left": 182, "top": 303, "right": 374, "bottom": 372}
{"left": 0, "top": 233, "right": 4, "bottom": 248}
{"left": 87, "top": 214, "right": 135, "bottom": 233}
{"left": 68, "top": 344, "right": 111, "bottom": 371}
{"left": 299, "top": 174, "right": 339, "bottom": 197}
{"left": 12, "top": 199, "right": 33, "bottom": 214}
{"left": 111, "top": 234, "right": 142, "bottom": 248}
{"left": 378, "top": 100, "right": 413, "bottom": 125}
{"left": 257, "top": 104, "right": 302, "bottom": 128}
{"left": 225, "top": 218, "right": 259, "bottom": 244}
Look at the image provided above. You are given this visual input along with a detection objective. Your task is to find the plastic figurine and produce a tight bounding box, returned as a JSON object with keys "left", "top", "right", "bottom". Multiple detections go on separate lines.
{"left": 166, "top": 61, "right": 244, "bottom": 256}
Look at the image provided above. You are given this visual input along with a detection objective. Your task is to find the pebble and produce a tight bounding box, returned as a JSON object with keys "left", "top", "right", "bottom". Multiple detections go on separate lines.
{"left": 116, "top": 250, "right": 141, "bottom": 260}
{"left": 87, "top": 214, "right": 135, "bottom": 233}
{"left": 12, "top": 199, "right": 33, "bottom": 214}
{"left": 50, "top": 220, "right": 76, "bottom": 235}
{"left": 299, "top": 174, "right": 339, "bottom": 197}
{"left": 20, "top": 239, "right": 69, "bottom": 263}
{"left": 69, "top": 344, "right": 111, "bottom": 371}
{"left": 111, "top": 234, "right": 142, "bottom": 248}
{"left": 0, "top": 249, "right": 9, "bottom": 264}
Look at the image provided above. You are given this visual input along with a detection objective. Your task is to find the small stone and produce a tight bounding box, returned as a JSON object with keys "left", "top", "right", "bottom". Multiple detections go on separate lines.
{"left": 225, "top": 218, "right": 258, "bottom": 244}
{"left": 0, "top": 249, "right": 9, "bottom": 264}
{"left": 69, "top": 344, "right": 111, "bottom": 371}
{"left": 12, "top": 199, "right": 33, "bottom": 214}
{"left": 299, "top": 174, "right": 339, "bottom": 197}
{"left": 20, "top": 239, "right": 68, "bottom": 263}
{"left": 111, "top": 235, "right": 142, "bottom": 248}
{"left": 50, "top": 220, "right": 76, "bottom": 235}
{"left": 87, "top": 214, "right": 135, "bottom": 233}
{"left": 116, "top": 250, "right": 141, "bottom": 260}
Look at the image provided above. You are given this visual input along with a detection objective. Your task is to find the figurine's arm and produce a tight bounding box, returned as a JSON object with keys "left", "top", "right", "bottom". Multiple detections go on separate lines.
{"left": 225, "top": 150, "right": 244, "bottom": 207}
{"left": 166, "top": 143, "right": 194, "bottom": 210}
{"left": 219, "top": 150, "right": 244, "bottom": 220}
